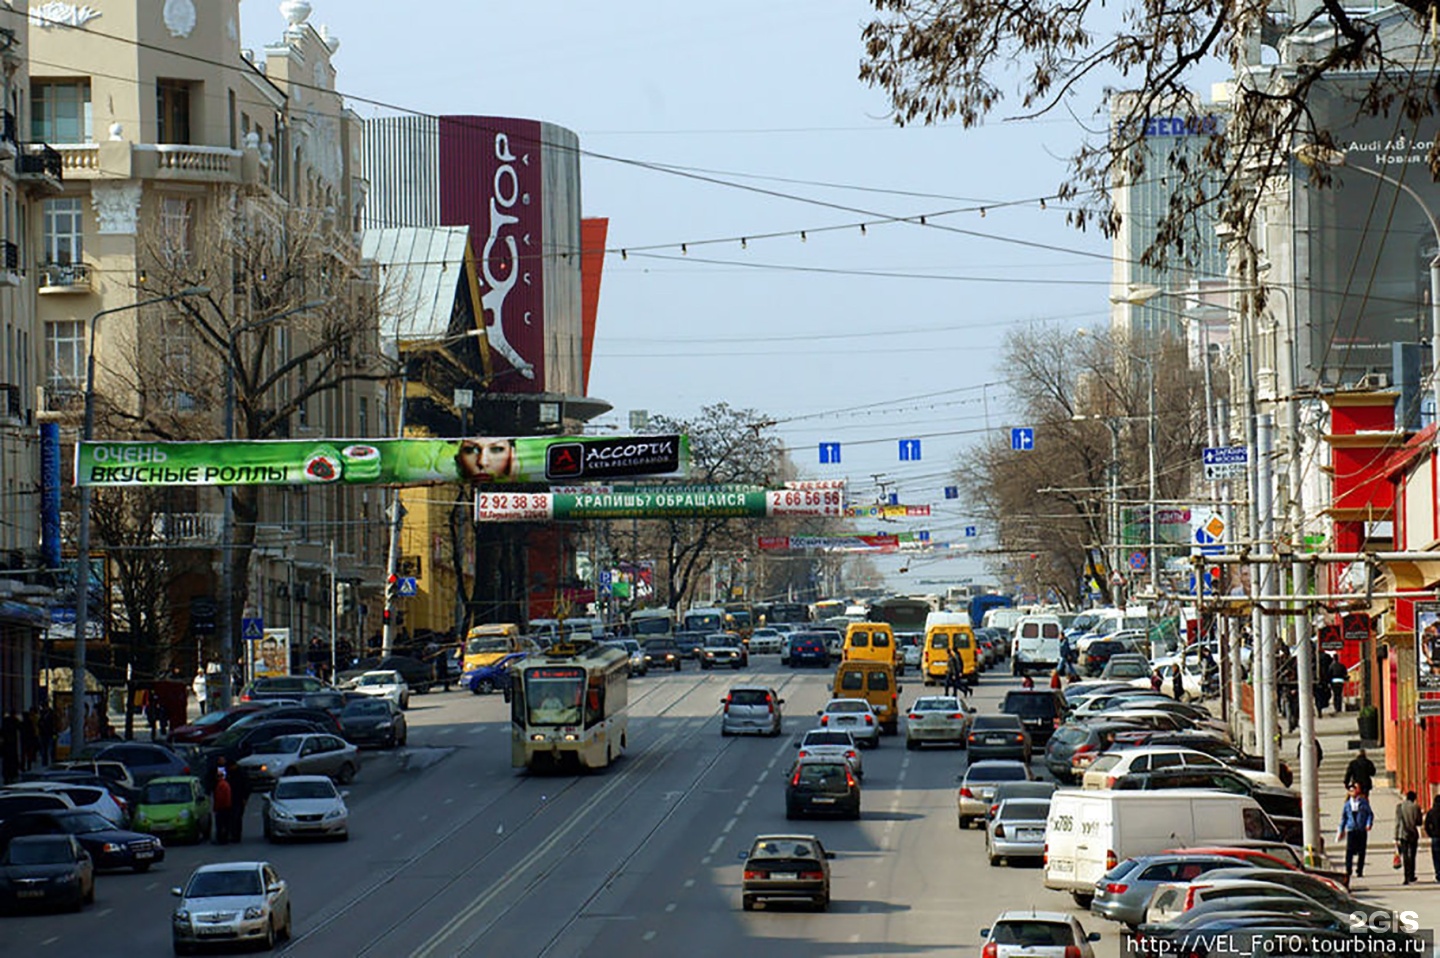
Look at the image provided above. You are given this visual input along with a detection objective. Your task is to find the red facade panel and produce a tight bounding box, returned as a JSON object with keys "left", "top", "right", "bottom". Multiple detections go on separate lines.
{"left": 579, "top": 217, "right": 609, "bottom": 396}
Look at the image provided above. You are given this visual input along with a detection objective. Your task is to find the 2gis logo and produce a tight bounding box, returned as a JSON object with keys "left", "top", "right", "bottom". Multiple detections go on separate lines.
{"left": 1347, "top": 910, "right": 1421, "bottom": 933}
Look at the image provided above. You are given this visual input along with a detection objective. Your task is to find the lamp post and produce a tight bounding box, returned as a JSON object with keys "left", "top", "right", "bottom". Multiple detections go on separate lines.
{"left": 70, "top": 286, "right": 209, "bottom": 754}
{"left": 1070, "top": 413, "right": 1125, "bottom": 603}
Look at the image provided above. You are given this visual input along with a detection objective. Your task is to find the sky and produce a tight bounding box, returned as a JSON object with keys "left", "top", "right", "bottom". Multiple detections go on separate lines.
{"left": 240, "top": 0, "right": 1117, "bottom": 596}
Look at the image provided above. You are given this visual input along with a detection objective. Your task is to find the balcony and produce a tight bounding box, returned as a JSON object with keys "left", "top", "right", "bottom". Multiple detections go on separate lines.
{"left": 16, "top": 143, "right": 63, "bottom": 192}
{"left": 133, "top": 144, "right": 242, "bottom": 183}
{"left": 37, "top": 262, "right": 93, "bottom": 295}
{"left": 42, "top": 385, "right": 83, "bottom": 414}
{"left": 0, "top": 241, "right": 18, "bottom": 288}
{"left": 0, "top": 111, "right": 15, "bottom": 160}
{"left": 151, "top": 512, "right": 223, "bottom": 546}
{"left": 0, "top": 384, "right": 21, "bottom": 424}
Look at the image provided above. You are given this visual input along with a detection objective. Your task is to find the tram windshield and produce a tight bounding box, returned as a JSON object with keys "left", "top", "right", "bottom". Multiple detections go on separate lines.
{"left": 525, "top": 667, "right": 585, "bottom": 725}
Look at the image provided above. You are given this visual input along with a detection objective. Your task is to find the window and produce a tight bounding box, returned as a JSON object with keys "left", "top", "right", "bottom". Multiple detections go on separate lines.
{"left": 156, "top": 79, "right": 193, "bottom": 144}
{"left": 42, "top": 198, "right": 83, "bottom": 265}
{"left": 31, "top": 81, "right": 91, "bottom": 142}
{"left": 46, "top": 320, "right": 84, "bottom": 396}
{"left": 866, "top": 671, "right": 890, "bottom": 691}
{"left": 159, "top": 197, "right": 194, "bottom": 265}
{"left": 160, "top": 320, "right": 195, "bottom": 411}
{"left": 839, "top": 671, "right": 863, "bottom": 692}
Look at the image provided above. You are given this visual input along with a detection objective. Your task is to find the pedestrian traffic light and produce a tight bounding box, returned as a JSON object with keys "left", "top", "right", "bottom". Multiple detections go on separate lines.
{"left": 335, "top": 582, "right": 354, "bottom": 616}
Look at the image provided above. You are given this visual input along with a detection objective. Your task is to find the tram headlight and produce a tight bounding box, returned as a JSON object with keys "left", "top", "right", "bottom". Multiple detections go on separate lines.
{"left": 563, "top": 734, "right": 579, "bottom": 742}
{"left": 530, "top": 733, "right": 546, "bottom": 742}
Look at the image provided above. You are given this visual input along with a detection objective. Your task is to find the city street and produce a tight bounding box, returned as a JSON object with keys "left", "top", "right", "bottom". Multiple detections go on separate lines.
{"left": 4, "top": 662, "right": 1120, "bottom": 958}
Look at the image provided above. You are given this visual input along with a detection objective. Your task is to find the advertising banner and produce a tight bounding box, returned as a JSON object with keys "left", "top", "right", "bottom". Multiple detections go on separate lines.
{"left": 1417, "top": 602, "right": 1440, "bottom": 703}
{"left": 843, "top": 504, "right": 930, "bottom": 518}
{"left": 248, "top": 628, "right": 292, "bottom": 682}
{"left": 476, "top": 487, "right": 843, "bottom": 522}
{"left": 757, "top": 535, "right": 900, "bottom": 552}
{"left": 75, "top": 435, "right": 689, "bottom": 487}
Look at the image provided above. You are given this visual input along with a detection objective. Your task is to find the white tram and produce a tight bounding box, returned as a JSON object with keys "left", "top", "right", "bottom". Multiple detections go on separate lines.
{"left": 507, "top": 639, "right": 629, "bottom": 771}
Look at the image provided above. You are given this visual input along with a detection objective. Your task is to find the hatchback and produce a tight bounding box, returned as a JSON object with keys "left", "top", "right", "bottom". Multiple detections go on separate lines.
{"left": 132, "top": 776, "right": 211, "bottom": 844}
{"left": 980, "top": 911, "right": 1100, "bottom": 958}
{"left": 1, "top": 781, "right": 127, "bottom": 828}
{"left": 740, "top": 834, "right": 834, "bottom": 912}
{"left": 1000, "top": 689, "right": 1068, "bottom": 746}
{"left": 794, "top": 729, "right": 863, "bottom": 778}
{"left": 1044, "top": 720, "right": 1143, "bottom": 783}
{"left": 957, "top": 760, "right": 1035, "bottom": 828}
{"left": 986, "top": 797, "right": 1051, "bottom": 866}
{"left": 966, "top": 714, "right": 1031, "bottom": 762}
{"left": 785, "top": 757, "right": 860, "bottom": 820}
{"left": 0, "top": 835, "right": 93, "bottom": 914}
{"left": 720, "top": 687, "right": 784, "bottom": 737}
{"left": 1090, "top": 853, "right": 1257, "bottom": 927}
{"left": 905, "top": 695, "right": 973, "bottom": 749}
{"left": 816, "top": 698, "right": 881, "bottom": 748}
{"left": 781, "top": 634, "right": 830, "bottom": 668}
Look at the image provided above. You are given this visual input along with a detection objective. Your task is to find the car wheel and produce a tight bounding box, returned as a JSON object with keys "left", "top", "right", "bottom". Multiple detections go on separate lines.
{"left": 1072, "top": 892, "right": 1094, "bottom": 908}
{"left": 673, "top": 663, "right": 681, "bottom": 672}
{"left": 906, "top": 738, "right": 918, "bottom": 750}
{"left": 84, "top": 878, "right": 95, "bottom": 904}
{"left": 264, "top": 821, "right": 274, "bottom": 842}
{"left": 134, "top": 861, "right": 151, "bottom": 873}
{"left": 173, "top": 939, "right": 192, "bottom": 956}
{"left": 720, "top": 728, "right": 733, "bottom": 737}
{"left": 742, "top": 896, "right": 755, "bottom": 912}
{"left": 988, "top": 853, "right": 998, "bottom": 866}
{"left": 785, "top": 805, "right": 799, "bottom": 821}
{"left": 815, "top": 894, "right": 830, "bottom": 911}
{"left": 282, "top": 906, "right": 293, "bottom": 940}
{"left": 399, "top": 728, "right": 408, "bottom": 747}
{"left": 338, "top": 829, "right": 349, "bottom": 842}
{"left": 958, "top": 814, "right": 971, "bottom": 829}
{"left": 401, "top": 695, "right": 410, "bottom": 710}
{"left": 337, "top": 762, "right": 357, "bottom": 785}
{"left": 264, "top": 916, "right": 276, "bottom": 950}
{"left": 479, "top": 678, "right": 495, "bottom": 695}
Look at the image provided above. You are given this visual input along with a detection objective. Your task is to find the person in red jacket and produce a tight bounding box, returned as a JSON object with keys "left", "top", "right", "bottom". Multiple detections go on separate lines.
{"left": 212, "top": 767, "right": 234, "bottom": 845}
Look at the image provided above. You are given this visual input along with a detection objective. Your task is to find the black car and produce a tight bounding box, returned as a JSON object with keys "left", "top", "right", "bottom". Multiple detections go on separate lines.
{"left": 1111, "top": 767, "right": 1301, "bottom": 840}
{"left": 339, "top": 655, "right": 436, "bottom": 693}
{"left": 339, "top": 698, "right": 408, "bottom": 749}
{"left": 672, "top": 631, "right": 708, "bottom": 660}
{"left": 230, "top": 705, "right": 342, "bottom": 737}
{"left": 196, "top": 719, "right": 332, "bottom": 785}
{"left": 1081, "top": 640, "right": 1134, "bottom": 677}
{"left": 1043, "top": 720, "right": 1145, "bottom": 783}
{"left": 1114, "top": 730, "right": 1294, "bottom": 787}
{"left": 1001, "top": 689, "right": 1068, "bottom": 746}
{"left": 785, "top": 758, "right": 860, "bottom": 820}
{"left": 0, "top": 835, "right": 93, "bottom": 913}
{"left": 70, "top": 742, "right": 193, "bottom": 787}
{"left": 239, "top": 674, "right": 331, "bottom": 703}
{"left": 642, "top": 639, "right": 684, "bottom": 672}
{"left": 0, "top": 810, "right": 164, "bottom": 872}
{"left": 782, "top": 633, "right": 831, "bottom": 668}
{"left": 301, "top": 690, "right": 349, "bottom": 716}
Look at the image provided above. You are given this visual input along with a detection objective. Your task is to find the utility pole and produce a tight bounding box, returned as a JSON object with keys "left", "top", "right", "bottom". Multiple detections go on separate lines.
{"left": 329, "top": 539, "right": 338, "bottom": 679}
{"left": 1256, "top": 412, "right": 1279, "bottom": 775}
{"left": 382, "top": 364, "right": 408, "bottom": 657}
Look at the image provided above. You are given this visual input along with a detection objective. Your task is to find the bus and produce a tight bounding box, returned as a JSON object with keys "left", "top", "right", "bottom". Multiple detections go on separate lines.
{"left": 723, "top": 602, "right": 754, "bottom": 640}
{"left": 811, "top": 599, "right": 846, "bottom": 622}
{"left": 867, "top": 596, "right": 933, "bottom": 635}
{"left": 507, "top": 639, "right": 629, "bottom": 771}
{"left": 683, "top": 606, "right": 725, "bottom": 633}
{"left": 628, "top": 607, "right": 675, "bottom": 638}
{"left": 756, "top": 602, "right": 810, "bottom": 627}
{"left": 463, "top": 623, "right": 532, "bottom": 674}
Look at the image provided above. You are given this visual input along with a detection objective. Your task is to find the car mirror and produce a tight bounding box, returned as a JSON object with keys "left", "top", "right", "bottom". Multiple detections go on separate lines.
{"left": 777, "top": 698, "right": 785, "bottom": 705}
{"left": 967, "top": 705, "right": 978, "bottom": 714}
{"left": 980, "top": 928, "right": 991, "bottom": 938}
{"left": 816, "top": 710, "right": 823, "bottom": 716}
{"left": 1087, "top": 932, "right": 1102, "bottom": 942}
{"left": 340, "top": 790, "right": 351, "bottom": 799}
{"left": 736, "top": 850, "right": 749, "bottom": 861}
{"left": 267, "top": 882, "right": 283, "bottom": 895}
{"left": 171, "top": 887, "right": 184, "bottom": 897}
{"left": 824, "top": 851, "right": 836, "bottom": 860}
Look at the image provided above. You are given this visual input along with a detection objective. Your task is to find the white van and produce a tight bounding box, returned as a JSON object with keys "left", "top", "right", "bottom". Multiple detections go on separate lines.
{"left": 1011, "top": 614, "right": 1063, "bottom": 676}
{"left": 1043, "top": 789, "right": 1279, "bottom": 906}
{"left": 1074, "top": 609, "right": 1152, "bottom": 653}
{"left": 924, "top": 610, "right": 972, "bottom": 632}
{"left": 982, "top": 607, "right": 1023, "bottom": 635}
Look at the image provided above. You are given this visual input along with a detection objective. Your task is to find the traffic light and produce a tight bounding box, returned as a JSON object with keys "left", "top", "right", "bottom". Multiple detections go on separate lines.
{"left": 335, "top": 582, "right": 354, "bottom": 617}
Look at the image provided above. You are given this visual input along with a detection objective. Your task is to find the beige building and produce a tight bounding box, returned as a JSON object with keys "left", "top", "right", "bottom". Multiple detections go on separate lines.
{"left": 25, "top": 0, "right": 384, "bottom": 682}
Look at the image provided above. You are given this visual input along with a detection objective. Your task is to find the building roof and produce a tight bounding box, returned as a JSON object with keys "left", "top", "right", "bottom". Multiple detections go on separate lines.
{"left": 361, "top": 227, "right": 473, "bottom": 345}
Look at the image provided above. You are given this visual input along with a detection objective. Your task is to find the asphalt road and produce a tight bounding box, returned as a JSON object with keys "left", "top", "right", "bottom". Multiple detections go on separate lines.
{"left": 6, "top": 659, "right": 1130, "bottom": 958}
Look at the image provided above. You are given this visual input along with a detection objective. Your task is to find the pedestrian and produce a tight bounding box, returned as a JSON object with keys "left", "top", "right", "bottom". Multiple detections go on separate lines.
{"left": 157, "top": 698, "right": 170, "bottom": 739}
{"left": 1285, "top": 686, "right": 1300, "bottom": 733}
{"left": 1021, "top": 674, "right": 1035, "bottom": 690}
{"left": 212, "top": 767, "right": 233, "bottom": 845}
{"left": 193, "top": 668, "right": 208, "bottom": 717}
{"left": 1049, "top": 669, "right": 1062, "bottom": 690}
{"left": 0, "top": 711, "right": 20, "bottom": 784}
{"left": 37, "top": 703, "right": 55, "bottom": 767}
{"left": 944, "top": 650, "right": 960, "bottom": 697}
{"left": 144, "top": 690, "right": 160, "bottom": 740}
{"left": 1344, "top": 748, "right": 1376, "bottom": 797}
{"left": 1329, "top": 657, "right": 1349, "bottom": 714}
{"left": 1395, "top": 790, "right": 1423, "bottom": 885}
{"left": 957, "top": 665, "right": 973, "bottom": 700}
{"left": 1423, "top": 792, "right": 1440, "bottom": 882}
{"left": 1338, "top": 783, "right": 1375, "bottom": 880}
{"left": 1171, "top": 663, "right": 1185, "bottom": 701}
{"left": 20, "top": 707, "right": 38, "bottom": 771}
{"left": 229, "top": 764, "right": 251, "bottom": 842}
{"left": 1150, "top": 670, "right": 1163, "bottom": 693}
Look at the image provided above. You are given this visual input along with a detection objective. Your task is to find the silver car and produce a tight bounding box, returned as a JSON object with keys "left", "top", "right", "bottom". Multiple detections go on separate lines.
{"left": 980, "top": 911, "right": 1100, "bottom": 958}
{"left": 235, "top": 733, "right": 359, "bottom": 790}
{"left": 794, "top": 728, "right": 863, "bottom": 779}
{"left": 985, "top": 797, "right": 1050, "bottom": 865}
{"left": 1090, "top": 853, "right": 1252, "bottom": 927}
{"left": 956, "top": 760, "right": 1034, "bottom": 829}
{"left": 720, "top": 686, "right": 783, "bottom": 736}
{"left": 171, "top": 861, "right": 292, "bottom": 952}
{"left": 263, "top": 775, "right": 349, "bottom": 842}
{"left": 905, "top": 695, "right": 973, "bottom": 748}
{"left": 817, "top": 698, "right": 881, "bottom": 748}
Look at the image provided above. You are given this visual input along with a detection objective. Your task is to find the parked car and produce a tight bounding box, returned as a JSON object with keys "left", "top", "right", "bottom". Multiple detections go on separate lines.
{"left": 979, "top": 910, "right": 1100, "bottom": 958}
{"left": 168, "top": 704, "right": 276, "bottom": 746}
{"left": 1110, "top": 767, "right": 1303, "bottom": 840}
{"left": 898, "top": 632, "right": 924, "bottom": 671}
{"left": 740, "top": 833, "right": 834, "bottom": 912}
{"left": 464, "top": 652, "right": 526, "bottom": 694}
{"left": 1110, "top": 730, "right": 1291, "bottom": 787}
{"left": 71, "top": 741, "right": 193, "bottom": 787}
{"left": 0, "top": 809, "right": 164, "bottom": 872}
{"left": 1044, "top": 720, "right": 1144, "bottom": 783}
{"left": 987, "top": 781, "right": 1058, "bottom": 822}
{"left": 1194, "top": 867, "right": 1369, "bottom": 915}
{"left": 229, "top": 706, "right": 342, "bottom": 737}
{"left": 700, "top": 633, "right": 747, "bottom": 670}
{"left": 262, "top": 775, "right": 349, "bottom": 842}
{"left": 781, "top": 633, "right": 831, "bottom": 668}
{"left": 605, "top": 639, "right": 647, "bottom": 676}
{"left": 720, "top": 686, "right": 784, "bottom": 737}
{"left": 1001, "top": 689, "right": 1068, "bottom": 746}
{"left": 18, "top": 769, "right": 138, "bottom": 815}
{"left": 1142, "top": 878, "right": 1321, "bottom": 927}
{"left": 956, "top": 760, "right": 1035, "bottom": 828}
{"left": 747, "top": 629, "right": 785, "bottom": 654}
{"left": 642, "top": 638, "right": 684, "bottom": 672}
{"left": 1090, "top": 853, "right": 1260, "bottom": 927}
{"left": 0, "top": 835, "right": 93, "bottom": 913}
{"left": 1, "top": 781, "right": 127, "bottom": 828}
{"left": 131, "top": 776, "right": 211, "bottom": 845}
{"left": 785, "top": 757, "right": 860, "bottom": 820}
{"left": 337, "top": 655, "right": 435, "bottom": 693}
{"left": 986, "top": 798, "right": 1051, "bottom": 866}
{"left": 904, "top": 695, "right": 973, "bottom": 749}
{"left": 171, "top": 861, "right": 292, "bottom": 952}
{"left": 794, "top": 728, "right": 863, "bottom": 779}
{"left": 966, "top": 714, "right": 1032, "bottom": 762}
{"left": 197, "top": 719, "right": 336, "bottom": 786}
{"left": 234, "top": 733, "right": 359, "bottom": 791}
{"left": 1099, "top": 654, "right": 1155, "bottom": 686}
{"left": 338, "top": 698, "right": 408, "bottom": 749}
{"left": 1083, "top": 746, "right": 1244, "bottom": 789}
{"left": 1082, "top": 640, "right": 1135, "bottom": 677}
{"left": 299, "top": 690, "right": 348, "bottom": 717}
{"left": 240, "top": 675, "right": 330, "bottom": 703}
{"left": 348, "top": 670, "right": 411, "bottom": 709}
{"left": 0, "top": 791, "right": 74, "bottom": 825}
{"left": 816, "top": 698, "right": 881, "bottom": 748}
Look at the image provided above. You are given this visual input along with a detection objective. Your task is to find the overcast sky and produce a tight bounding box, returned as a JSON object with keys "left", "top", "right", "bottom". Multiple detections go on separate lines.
{"left": 242, "top": 0, "right": 1116, "bottom": 596}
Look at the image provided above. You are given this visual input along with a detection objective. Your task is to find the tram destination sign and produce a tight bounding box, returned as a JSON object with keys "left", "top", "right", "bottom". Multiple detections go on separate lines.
{"left": 475, "top": 487, "right": 844, "bottom": 522}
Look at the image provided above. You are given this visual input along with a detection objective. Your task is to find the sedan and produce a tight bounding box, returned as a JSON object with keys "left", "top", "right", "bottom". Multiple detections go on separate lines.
{"left": 642, "top": 639, "right": 684, "bottom": 672}
{"left": 966, "top": 714, "right": 1032, "bottom": 762}
{"left": 817, "top": 699, "right": 881, "bottom": 748}
{"left": 905, "top": 696, "right": 973, "bottom": 749}
{"left": 171, "top": 861, "right": 292, "bottom": 953}
{"left": 700, "top": 634, "right": 746, "bottom": 669}
{"left": 741, "top": 834, "right": 834, "bottom": 912}
{"left": 1090, "top": 853, "right": 1257, "bottom": 927}
{"left": 338, "top": 698, "right": 408, "bottom": 749}
{"left": 0, "top": 809, "right": 164, "bottom": 872}
{"left": 986, "top": 797, "right": 1051, "bottom": 866}
{"left": 464, "top": 653, "right": 525, "bottom": 695}
{"left": 263, "top": 775, "right": 349, "bottom": 842}
{"left": 957, "top": 760, "right": 1035, "bottom": 829}
{"left": 349, "top": 670, "right": 410, "bottom": 709}
{"left": 794, "top": 729, "right": 863, "bottom": 779}
{"left": 980, "top": 910, "right": 1101, "bottom": 958}
{"left": 234, "top": 733, "right": 359, "bottom": 790}
{"left": 168, "top": 704, "right": 275, "bottom": 746}
{"left": 747, "top": 629, "right": 785, "bottom": 654}
{"left": 0, "top": 835, "right": 93, "bottom": 914}
{"left": 785, "top": 757, "right": 861, "bottom": 820}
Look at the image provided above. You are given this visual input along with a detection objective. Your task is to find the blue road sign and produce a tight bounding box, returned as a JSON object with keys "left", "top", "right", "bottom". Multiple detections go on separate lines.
{"left": 964, "top": 525, "right": 978, "bottom": 538}
{"left": 1011, "top": 427, "right": 1035, "bottom": 451}
{"left": 1128, "top": 551, "right": 1147, "bottom": 572}
{"left": 944, "top": 486, "right": 959, "bottom": 499}
{"left": 397, "top": 577, "right": 419, "bottom": 597}
{"left": 819, "top": 442, "right": 841, "bottom": 464}
{"left": 598, "top": 570, "right": 613, "bottom": 590}
{"left": 898, "top": 439, "right": 922, "bottom": 461}
{"left": 241, "top": 617, "right": 264, "bottom": 641}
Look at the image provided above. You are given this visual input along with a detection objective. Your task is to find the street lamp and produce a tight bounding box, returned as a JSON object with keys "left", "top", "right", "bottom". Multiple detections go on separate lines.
{"left": 1070, "top": 412, "right": 1124, "bottom": 603}
{"left": 70, "top": 285, "right": 210, "bottom": 754}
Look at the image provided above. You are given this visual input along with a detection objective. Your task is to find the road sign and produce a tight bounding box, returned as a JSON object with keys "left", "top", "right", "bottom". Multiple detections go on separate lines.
{"left": 1202, "top": 446, "right": 1249, "bottom": 481}
{"left": 898, "top": 439, "right": 921, "bottom": 461}
{"left": 944, "top": 486, "right": 958, "bottom": 499}
{"left": 1128, "top": 551, "right": 1147, "bottom": 572}
{"left": 818, "top": 442, "right": 841, "bottom": 464}
{"left": 241, "top": 616, "right": 264, "bottom": 641}
{"left": 964, "top": 525, "right": 978, "bottom": 538}
{"left": 1011, "top": 427, "right": 1035, "bottom": 452}
{"left": 397, "top": 577, "right": 419, "bottom": 597}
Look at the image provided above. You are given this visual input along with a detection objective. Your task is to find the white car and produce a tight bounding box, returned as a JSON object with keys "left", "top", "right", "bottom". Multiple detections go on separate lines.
{"left": 1082, "top": 745, "right": 1240, "bottom": 789}
{"left": 236, "top": 733, "right": 360, "bottom": 790}
{"left": 794, "top": 728, "right": 864, "bottom": 779}
{"left": 1150, "top": 654, "right": 1206, "bottom": 701}
{"left": 351, "top": 669, "right": 410, "bottom": 708}
{"left": 817, "top": 699, "right": 881, "bottom": 748}
{"left": 2, "top": 781, "right": 127, "bottom": 828}
{"left": 899, "top": 634, "right": 924, "bottom": 670}
{"left": 263, "top": 775, "right": 349, "bottom": 842}
{"left": 747, "top": 629, "right": 785, "bottom": 654}
{"left": 980, "top": 910, "right": 1100, "bottom": 958}
{"left": 905, "top": 696, "right": 973, "bottom": 748}
{"left": 171, "top": 861, "right": 292, "bottom": 952}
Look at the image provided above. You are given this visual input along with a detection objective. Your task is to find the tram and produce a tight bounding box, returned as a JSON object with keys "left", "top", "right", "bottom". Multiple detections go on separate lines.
{"left": 507, "top": 639, "right": 630, "bottom": 771}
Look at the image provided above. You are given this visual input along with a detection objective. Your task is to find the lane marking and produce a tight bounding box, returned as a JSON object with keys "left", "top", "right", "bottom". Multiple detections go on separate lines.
{"left": 722, "top": 817, "right": 737, "bottom": 834}
{"left": 708, "top": 837, "right": 725, "bottom": 855}
{"left": 701, "top": 856, "right": 711, "bottom": 865}
{"left": 868, "top": 880, "right": 877, "bottom": 889}
{"left": 393, "top": 832, "right": 404, "bottom": 841}
{"left": 684, "top": 878, "right": 695, "bottom": 888}
{"left": 643, "top": 931, "right": 656, "bottom": 942}
{"left": 734, "top": 800, "right": 748, "bottom": 815}
{"left": 144, "top": 881, "right": 158, "bottom": 892}
{"left": 41, "top": 937, "right": 57, "bottom": 946}
{"left": 95, "top": 908, "right": 112, "bottom": 918}
{"left": 665, "top": 903, "right": 677, "bottom": 913}
{"left": 756, "top": 771, "right": 768, "bottom": 784}
{"left": 745, "top": 784, "right": 758, "bottom": 799}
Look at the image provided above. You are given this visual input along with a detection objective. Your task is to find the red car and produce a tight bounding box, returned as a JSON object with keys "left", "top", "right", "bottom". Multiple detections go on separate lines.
{"left": 167, "top": 704, "right": 272, "bottom": 746}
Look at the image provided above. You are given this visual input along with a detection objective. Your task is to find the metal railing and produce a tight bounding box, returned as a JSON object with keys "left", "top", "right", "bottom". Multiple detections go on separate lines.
{"left": 37, "top": 261, "right": 92, "bottom": 291}
{"left": 1, "top": 240, "right": 17, "bottom": 272}
{"left": 0, "top": 111, "right": 15, "bottom": 147}
{"left": 17, "top": 143, "right": 63, "bottom": 181}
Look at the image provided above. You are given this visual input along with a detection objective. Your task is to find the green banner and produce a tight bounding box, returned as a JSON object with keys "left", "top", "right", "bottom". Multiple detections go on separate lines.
{"left": 75, "top": 435, "right": 689, "bottom": 487}
{"left": 474, "top": 486, "right": 844, "bottom": 521}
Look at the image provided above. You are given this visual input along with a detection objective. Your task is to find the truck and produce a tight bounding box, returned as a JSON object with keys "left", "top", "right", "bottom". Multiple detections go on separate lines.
{"left": 1042, "top": 789, "right": 1280, "bottom": 906}
{"left": 969, "top": 594, "right": 1012, "bottom": 631}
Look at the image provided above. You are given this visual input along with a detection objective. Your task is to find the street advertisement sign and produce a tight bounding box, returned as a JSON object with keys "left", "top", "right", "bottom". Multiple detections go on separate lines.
{"left": 476, "top": 486, "right": 844, "bottom": 522}
{"left": 75, "top": 435, "right": 690, "bottom": 487}
{"left": 1415, "top": 602, "right": 1440, "bottom": 715}
{"left": 757, "top": 535, "right": 900, "bottom": 552}
{"left": 248, "top": 627, "right": 292, "bottom": 683}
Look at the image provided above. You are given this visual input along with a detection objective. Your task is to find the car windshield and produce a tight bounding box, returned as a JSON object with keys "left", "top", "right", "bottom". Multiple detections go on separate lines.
{"left": 273, "top": 779, "right": 337, "bottom": 801}
{"left": 1071, "top": 614, "right": 1100, "bottom": 631}
{"left": 644, "top": 641, "right": 677, "bottom": 652}
{"left": 189, "top": 710, "right": 238, "bottom": 728}
{"left": 991, "top": 922, "right": 1074, "bottom": 947}
{"left": 186, "top": 869, "right": 264, "bottom": 898}
{"left": 357, "top": 673, "right": 397, "bottom": 687}
{"left": 797, "top": 763, "right": 849, "bottom": 784}
{"left": 342, "top": 700, "right": 388, "bottom": 718}
{"left": 972, "top": 716, "right": 1022, "bottom": 730}
{"left": 803, "top": 732, "right": 852, "bottom": 747}
{"left": 258, "top": 735, "right": 306, "bottom": 755}
{"left": 1004, "top": 694, "right": 1057, "bottom": 716}
{"left": 915, "top": 698, "right": 959, "bottom": 711}
{"left": 751, "top": 839, "right": 817, "bottom": 860}
{"left": 3, "top": 839, "right": 74, "bottom": 865}
{"left": 705, "top": 636, "right": 735, "bottom": 648}
{"left": 969, "top": 764, "right": 1030, "bottom": 782}
{"left": 827, "top": 701, "right": 867, "bottom": 713}
{"left": 997, "top": 801, "right": 1050, "bottom": 821}
{"left": 466, "top": 637, "right": 509, "bottom": 654}
{"left": 143, "top": 782, "right": 193, "bottom": 805}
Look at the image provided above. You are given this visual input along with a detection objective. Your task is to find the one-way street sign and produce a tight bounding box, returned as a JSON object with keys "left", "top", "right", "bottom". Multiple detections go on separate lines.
{"left": 1202, "top": 445, "right": 1249, "bottom": 481}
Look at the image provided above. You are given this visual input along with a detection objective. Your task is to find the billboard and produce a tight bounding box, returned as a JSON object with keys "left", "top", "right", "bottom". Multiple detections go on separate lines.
{"left": 1416, "top": 602, "right": 1440, "bottom": 716}
{"left": 1303, "top": 77, "right": 1440, "bottom": 384}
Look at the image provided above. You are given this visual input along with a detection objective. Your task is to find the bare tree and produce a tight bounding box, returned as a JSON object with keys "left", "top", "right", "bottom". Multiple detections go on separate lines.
{"left": 859, "top": 1, "right": 1440, "bottom": 267}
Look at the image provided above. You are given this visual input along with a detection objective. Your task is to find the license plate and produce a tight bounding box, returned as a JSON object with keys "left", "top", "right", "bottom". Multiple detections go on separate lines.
{"left": 813, "top": 797, "right": 836, "bottom": 804}
{"left": 769, "top": 872, "right": 798, "bottom": 881}
{"left": 198, "top": 927, "right": 232, "bottom": 937}
{"left": 838, "top": 717, "right": 855, "bottom": 724}
{"left": 1018, "top": 829, "right": 1043, "bottom": 840}
{"left": 17, "top": 889, "right": 43, "bottom": 899}
{"left": 1051, "top": 859, "right": 1074, "bottom": 873}
{"left": 135, "top": 850, "right": 154, "bottom": 859}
